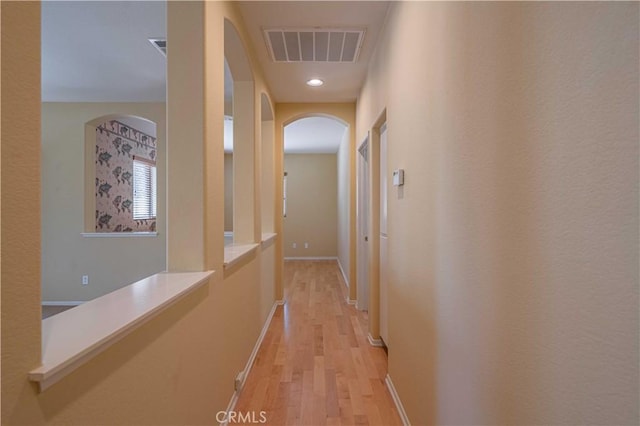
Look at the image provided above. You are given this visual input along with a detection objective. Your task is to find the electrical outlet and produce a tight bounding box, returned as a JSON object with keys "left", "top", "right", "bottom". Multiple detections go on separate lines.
{"left": 82, "top": 275, "right": 89, "bottom": 285}
{"left": 292, "top": 243, "right": 297, "bottom": 248}
{"left": 304, "top": 242, "right": 309, "bottom": 249}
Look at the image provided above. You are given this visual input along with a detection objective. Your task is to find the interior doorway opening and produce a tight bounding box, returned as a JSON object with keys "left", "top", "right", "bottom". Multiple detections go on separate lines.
{"left": 282, "top": 115, "right": 350, "bottom": 298}
{"left": 359, "top": 110, "right": 388, "bottom": 348}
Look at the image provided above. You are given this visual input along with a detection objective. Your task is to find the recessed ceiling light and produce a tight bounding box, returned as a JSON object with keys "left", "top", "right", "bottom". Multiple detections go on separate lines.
{"left": 306, "top": 78, "right": 324, "bottom": 87}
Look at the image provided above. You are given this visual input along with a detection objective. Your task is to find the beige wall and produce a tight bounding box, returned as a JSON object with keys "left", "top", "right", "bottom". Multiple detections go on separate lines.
{"left": 41, "top": 102, "right": 166, "bottom": 301}
{"left": 336, "top": 129, "right": 350, "bottom": 282}
{"left": 357, "top": 2, "right": 639, "bottom": 425}
{"left": 284, "top": 154, "right": 337, "bottom": 258}
{"left": 224, "top": 153, "right": 233, "bottom": 232}
{"left": 2, "top": 2, "right": 279, "bottom": 424}
{"left": 1, "top": 1, "right": 42, "bottom": 421}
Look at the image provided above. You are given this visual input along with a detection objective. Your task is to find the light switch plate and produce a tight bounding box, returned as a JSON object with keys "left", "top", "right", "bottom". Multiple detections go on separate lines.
{"left": 393, "top": 169, "right": 404, "bottom": 186}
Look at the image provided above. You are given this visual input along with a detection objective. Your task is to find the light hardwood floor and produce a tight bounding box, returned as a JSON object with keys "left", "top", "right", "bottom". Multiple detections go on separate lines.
{"left": 234, "top": 260, "right": 402, "bottom": 426}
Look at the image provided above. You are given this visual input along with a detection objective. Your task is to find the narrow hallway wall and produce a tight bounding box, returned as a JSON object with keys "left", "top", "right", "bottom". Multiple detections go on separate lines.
{"left": 357, "top": 2, "right": 639, "bottom": 424}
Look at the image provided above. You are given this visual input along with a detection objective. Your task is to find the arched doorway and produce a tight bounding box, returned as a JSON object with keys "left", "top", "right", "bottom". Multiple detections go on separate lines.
{"left": 282, "top": 115, "right": 350, "bottom": 300}
{"left": 274, "top": 105, "right": 357, "bottom": 303}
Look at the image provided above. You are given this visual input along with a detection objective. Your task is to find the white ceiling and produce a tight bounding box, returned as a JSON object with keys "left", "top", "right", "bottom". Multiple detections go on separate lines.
{"left": 42, "top": 1, "right": 166, "bottom": 102}
{"left": 41, "top": 1, "right": 385, "bottom": 152}
{"left": 284, "top": 117, "right": 347, "bottom": 154}
{"left": 237, "top": 1, "right": 390, "bottom": 103}
{"left": 225, "top": 116, "right": 346, "bottom": 154}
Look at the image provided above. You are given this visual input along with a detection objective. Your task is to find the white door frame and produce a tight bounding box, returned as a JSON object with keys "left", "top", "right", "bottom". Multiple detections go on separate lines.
{"left": 356, "top": 136, "right": 370, "bottom": 311}
{"left": 364, "top": 110, "right": 387, "bottom": 347}
{"left": 379, "top": 122, "right": 389, "bottom": 345}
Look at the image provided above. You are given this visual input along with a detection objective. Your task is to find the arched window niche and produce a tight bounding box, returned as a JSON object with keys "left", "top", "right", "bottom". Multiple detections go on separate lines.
{"left": 84, "top": 114, "right": 159, "bottom": 234}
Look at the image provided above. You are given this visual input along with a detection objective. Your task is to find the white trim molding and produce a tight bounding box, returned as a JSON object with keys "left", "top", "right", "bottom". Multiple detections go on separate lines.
{"left": 240, "top": 302, "right": 280, "bottom": 389}
{"left": 346, "top": 297, "right": 357, "bottom": 306}
{"left": 221, "top": 300, "right": 283, "bottom": 426}
{"left": 367, "top": 333, "right": 385, "bottom": 347}
{"left": 81, "top": 232, "right": 158, "bottom": 238}
{"left": 385, "top": 374, "right": 411, "bottom": 426}
{"left": 261, "top": 232, "right": 277, "bottom": 245}
{"left": 284, "top": 256, "right": 338, "bottom": 261}
{"left": 223, "top": 243, "right": 259, "bottom": 268}
{"left": 337, "top": 258, "right": 349, "bottom": 288}
{"left": 221, "top": 392, "right": 238, "bottom": 426}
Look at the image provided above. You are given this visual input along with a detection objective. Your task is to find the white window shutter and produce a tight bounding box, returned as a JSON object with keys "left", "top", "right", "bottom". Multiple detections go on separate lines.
{"left": 133, "top": 159, "right": 157, "bottom": 220}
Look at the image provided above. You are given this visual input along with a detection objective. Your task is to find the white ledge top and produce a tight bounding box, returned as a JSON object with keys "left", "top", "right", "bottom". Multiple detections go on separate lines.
{"left": 224, "top": 243, "right": 259, "bottom": 268}
{"left": 29, "top": 271, "right": 214, "bottom": 392}
{"left": 81, "top": 232, "right": 158, "bottom": 238}
{"left": 261, "top": 233, "right": 277, "bottom": 245}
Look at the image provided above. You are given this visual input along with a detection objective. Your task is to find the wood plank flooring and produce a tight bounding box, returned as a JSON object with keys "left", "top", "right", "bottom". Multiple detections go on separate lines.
{"left": 233, "top": 260, "right": 402, "bottom": 426}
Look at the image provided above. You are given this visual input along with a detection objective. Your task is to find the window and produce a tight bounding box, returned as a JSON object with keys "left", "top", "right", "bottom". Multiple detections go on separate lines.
{"left": 133, "top": 157, "right": 157, "bottom": 220}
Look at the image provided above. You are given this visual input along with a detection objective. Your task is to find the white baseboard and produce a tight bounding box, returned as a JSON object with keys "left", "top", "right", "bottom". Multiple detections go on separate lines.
{"left": 220, "top": 392, "right": 238, "bottom": 426}
{"left": 337, "top": 258, "right": 349, "bottom": 288}
{"left": 284, "top": 256, "right": 338, "bottom": 261}
{"left": 221, "top": 300, "right": 282, "bottom": 426}
{"left": 41, "top": 301, "right": 84, "bottom": 306}
{"left": 367, "top": 333, "right": 385, "bottom": 347}
{"left": 385, "top": 374, "right": 411, "bottom": 426}
{"left": 346, "top": 297, "right": 356, "bottom": 306}
{"left": 240, "top": 302, "right": 280, "bottom": 389}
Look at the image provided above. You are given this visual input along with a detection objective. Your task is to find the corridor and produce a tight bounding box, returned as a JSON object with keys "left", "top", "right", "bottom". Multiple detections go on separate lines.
{"left": 234, "top": 261, "right": 401, "bottom": 425}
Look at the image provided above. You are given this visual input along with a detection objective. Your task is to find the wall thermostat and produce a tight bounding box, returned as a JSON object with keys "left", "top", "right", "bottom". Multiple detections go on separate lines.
{"left": 392, "top": 169, "right": 404, "bottom": 186}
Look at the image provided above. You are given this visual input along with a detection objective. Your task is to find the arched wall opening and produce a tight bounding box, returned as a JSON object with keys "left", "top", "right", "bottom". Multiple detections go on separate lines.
{"left": 224, "top": 18, "right": 256, "bottom": 245}
{"left": 282, "top": 116, "right": 348, "bottom": 274}
{"left": 274, "top": 104, "right": 356, "bottom": 303}
{"left": 274, "top": 104, "right": 357, "bottom": 302}
{"left": 261, "top": 93, "right": 276, "bottom": 234}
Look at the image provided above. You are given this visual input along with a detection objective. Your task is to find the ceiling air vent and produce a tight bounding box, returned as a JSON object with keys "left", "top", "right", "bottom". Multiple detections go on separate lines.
{"left": 263, "top": 28, "right": 365, "bottom": 63}
{"left": 148, "top": 38, "right": 167, "bottom": 57}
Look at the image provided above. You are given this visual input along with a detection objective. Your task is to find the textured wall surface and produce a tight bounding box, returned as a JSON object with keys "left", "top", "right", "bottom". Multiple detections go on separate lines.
{"left": 1, "top": 1, "right": 43, "bottom": 422}
{"left": 2, "top": 2, "right": 278, "bottom": 424}
{"left": 357, "top": 2, "right": 639, "bottom": 424}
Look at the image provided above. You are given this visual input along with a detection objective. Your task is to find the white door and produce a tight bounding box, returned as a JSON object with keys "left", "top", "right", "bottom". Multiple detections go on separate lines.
{"left": 356, "top": 138, "right": 369, "bottom": 311}
{"left": 379, "top": 123, "right": 389, "bottom": 344}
